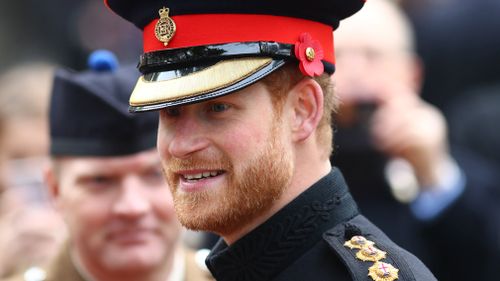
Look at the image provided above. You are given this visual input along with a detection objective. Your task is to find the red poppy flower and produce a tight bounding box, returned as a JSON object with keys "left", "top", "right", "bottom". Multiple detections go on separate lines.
{"left": 294, "top": 33, "right": 325, "bottom": 77}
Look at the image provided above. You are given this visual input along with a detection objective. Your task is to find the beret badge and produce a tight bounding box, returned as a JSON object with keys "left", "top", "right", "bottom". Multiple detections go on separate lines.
{"left": 155, "top": 7, "right": 176, "bottom": 46}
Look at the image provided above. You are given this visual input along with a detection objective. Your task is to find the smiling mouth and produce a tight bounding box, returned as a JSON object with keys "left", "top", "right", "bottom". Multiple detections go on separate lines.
{"left": 181, "top": 170, "right": 225, "bottom": 182}
{"left": 108, "top": 229, "right": 153, "bottom": 242}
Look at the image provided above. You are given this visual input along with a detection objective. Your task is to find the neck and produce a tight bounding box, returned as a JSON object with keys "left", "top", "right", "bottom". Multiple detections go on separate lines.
{"left": 71, "top": 245, "right": 180, "bottom": 281}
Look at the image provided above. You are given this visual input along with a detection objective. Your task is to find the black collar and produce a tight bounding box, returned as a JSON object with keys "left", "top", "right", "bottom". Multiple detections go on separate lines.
{"left": 205, "top": 168, "right": 359, "bottom": 281}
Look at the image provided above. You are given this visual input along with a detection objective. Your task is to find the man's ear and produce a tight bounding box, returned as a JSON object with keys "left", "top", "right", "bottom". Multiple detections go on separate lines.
{"left": 43, "top": 162, "right": 61, "bottom": 208}
{"left": 289, "top": 77, "right": 324, "bottom": 142}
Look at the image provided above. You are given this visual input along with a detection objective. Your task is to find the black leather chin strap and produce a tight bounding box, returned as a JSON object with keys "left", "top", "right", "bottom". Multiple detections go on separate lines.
{"left": 138, "top": 41, "right": 334, "bottom": 74}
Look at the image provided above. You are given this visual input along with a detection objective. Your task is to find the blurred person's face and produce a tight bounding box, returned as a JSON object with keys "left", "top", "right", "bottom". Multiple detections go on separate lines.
{"left": 1, "top": 117, "right": 49, "bottom": 203}
{"left": 3, "top": 118, "right": 49, "bottom": 159}
{"left": 333, "top": 1, "right": 420, "bottom": 128}
{"left": 46, "top": 149, "right": 181, "bottom": 274}
{"left": 4, "top": 157, "right": 50, "bottom": 205}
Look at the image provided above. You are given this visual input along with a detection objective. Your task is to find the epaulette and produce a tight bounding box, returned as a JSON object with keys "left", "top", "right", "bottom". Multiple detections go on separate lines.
{"left": 323, "top": 215, "right": 436, "bottom": 281}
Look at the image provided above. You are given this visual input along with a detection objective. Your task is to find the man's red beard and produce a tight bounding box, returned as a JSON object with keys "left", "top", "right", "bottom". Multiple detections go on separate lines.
{"left": 162, "top": 124, "right": 293, "bottom": 237}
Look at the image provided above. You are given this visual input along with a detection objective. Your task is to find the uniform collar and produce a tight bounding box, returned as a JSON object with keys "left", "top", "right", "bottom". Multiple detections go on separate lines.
{"left": 44, "top": 242, "right": 86, "bottom": 281}
{"left": 70, "top": 242, "right": 183, "bottom": 281}
{"left": 205, "top": 168, "right": 359, "bottom": 281}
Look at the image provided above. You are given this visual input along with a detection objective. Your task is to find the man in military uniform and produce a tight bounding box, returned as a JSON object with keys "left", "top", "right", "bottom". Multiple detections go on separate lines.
{"left": 104, "top": 1, "right": 437, "bottom": 280}
{"left": 2, "top": 59, "right": 212, "bottom": 281}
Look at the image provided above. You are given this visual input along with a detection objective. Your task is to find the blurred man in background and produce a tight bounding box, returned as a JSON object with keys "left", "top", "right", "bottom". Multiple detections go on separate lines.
{"left": 332, "top": 0, "right": 500, "bottom": 280}
{"left": 2, "top": 55, "right": 213, "bottom": 281}
{"left": 0, "top": 63, "right": 66, "bottom": 279}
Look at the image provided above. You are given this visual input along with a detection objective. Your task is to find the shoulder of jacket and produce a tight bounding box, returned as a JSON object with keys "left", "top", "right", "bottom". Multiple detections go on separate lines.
{"left": 322, "top": 214, "right": 437, "bottom": 281}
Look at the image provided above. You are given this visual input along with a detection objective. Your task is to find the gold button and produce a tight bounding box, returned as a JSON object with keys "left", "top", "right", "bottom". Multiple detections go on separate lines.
{"left": 305, "top": 47, "right": 315, "bottom": 61}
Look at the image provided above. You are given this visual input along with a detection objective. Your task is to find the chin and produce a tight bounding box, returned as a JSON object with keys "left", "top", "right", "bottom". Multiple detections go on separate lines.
{"left": 105, "top": 254, "right": 162, "bottom": 272}
{"left": 172, "top": 187, "right": 229, "bottom": 232}
{"left": 102, "top": 244, "right": 165, "bottom": 270}
{"left": 176, "top": 206, "right": 223, "bottom": 232}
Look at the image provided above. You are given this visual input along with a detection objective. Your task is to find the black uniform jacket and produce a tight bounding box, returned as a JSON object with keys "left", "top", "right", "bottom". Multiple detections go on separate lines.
{"left": 205, "top": 168, "right": 437, "bottom": 281}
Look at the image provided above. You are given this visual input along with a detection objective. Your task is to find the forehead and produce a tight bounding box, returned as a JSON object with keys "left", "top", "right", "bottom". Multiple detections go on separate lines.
{"left": 334, "top": 1, "right": 412, "bottom": 53}
{"left": 57, "top": 149, "right": 160, "bottom": 175}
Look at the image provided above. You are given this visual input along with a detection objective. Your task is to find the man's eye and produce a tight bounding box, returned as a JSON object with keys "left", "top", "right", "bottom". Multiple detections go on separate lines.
{"left": 81, "top": 175, "right": 116, "bottom": 188}
{"left": 90, "top": 176, "right": 114, "bottom": 185}
{"left": 165, "top": 107, "right": 180, "bottom": 116}
{"left": 210, "top": 103, "right": 230, "bottom": 113}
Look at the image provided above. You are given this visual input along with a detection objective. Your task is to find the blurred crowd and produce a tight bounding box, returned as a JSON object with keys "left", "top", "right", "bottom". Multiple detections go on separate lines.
{"left": 0, "top": 0, "right": 499, "bottom": 280}
{"left": 0, "top": 62, "right": 67, "bottom": 278}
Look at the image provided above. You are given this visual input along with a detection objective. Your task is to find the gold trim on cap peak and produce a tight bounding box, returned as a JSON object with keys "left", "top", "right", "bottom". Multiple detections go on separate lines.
{"left": 130, "top": 57, "right": 273, "bottom": 107}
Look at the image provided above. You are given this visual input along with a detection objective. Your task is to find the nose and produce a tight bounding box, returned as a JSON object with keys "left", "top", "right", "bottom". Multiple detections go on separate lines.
{"left": 112, "top": 176, "right": 151, "bottom": 218}
{"left": 158, "top": 112, "right": 210, "bottom": 159}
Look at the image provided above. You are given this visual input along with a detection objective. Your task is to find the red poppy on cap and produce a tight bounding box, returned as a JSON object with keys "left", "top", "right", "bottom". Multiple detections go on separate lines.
{"left": 295, "top": 33, "right": 325, "bottom": 77}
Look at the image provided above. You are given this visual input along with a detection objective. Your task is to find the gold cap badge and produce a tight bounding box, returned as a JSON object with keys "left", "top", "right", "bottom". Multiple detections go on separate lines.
{"left": 368, "top": 262, "right": 399, "bottom": 281}
{"left": 155, "top": 7, "right": 176, "bottom": 46}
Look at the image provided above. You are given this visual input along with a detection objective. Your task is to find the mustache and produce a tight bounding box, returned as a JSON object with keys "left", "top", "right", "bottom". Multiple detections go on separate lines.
{"left": 164, "top": 154, "right": 233, "bottom": 172}
{"left": 105, "top": 221, "right": 156, "bottom": 235}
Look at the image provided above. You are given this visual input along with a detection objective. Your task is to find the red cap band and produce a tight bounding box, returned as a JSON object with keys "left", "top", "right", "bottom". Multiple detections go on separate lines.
{"left": 143, "top": 14, "right": 335, "bottom": 64}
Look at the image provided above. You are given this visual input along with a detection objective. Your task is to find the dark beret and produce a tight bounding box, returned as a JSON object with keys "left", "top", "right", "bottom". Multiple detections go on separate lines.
{"left": 49, "top": 66, "right": 159, "bottom": 156}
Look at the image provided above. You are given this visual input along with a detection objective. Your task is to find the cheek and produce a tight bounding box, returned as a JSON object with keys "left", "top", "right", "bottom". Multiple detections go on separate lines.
{"left": 60, "top": 195, "right": 111, "bottom": 236}
{"left": 218, "top": 120, "right": 271, "bottom": 154}
{"left": 157, "top": 125, "right": 170, "bottom": 159}
{"left": 152, "top": 193, "right": 182, "bottom": 239}
{"left": 150, "top": 188, "right": 177, "bottom": 221}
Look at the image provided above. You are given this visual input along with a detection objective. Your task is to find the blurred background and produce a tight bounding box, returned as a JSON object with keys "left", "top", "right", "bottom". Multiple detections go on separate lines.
{"left": 0, "top": 0, "right": 142, "bottom": 71}
{"left": 0, "top": 0, "right": 499, "bottom": 280}
{"left": 0, "top": 0, "right": 143, "bottom": 278}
